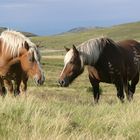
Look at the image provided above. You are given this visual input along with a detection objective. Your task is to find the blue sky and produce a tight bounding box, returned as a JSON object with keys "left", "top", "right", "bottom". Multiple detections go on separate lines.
{"left": 0, "top": 0, "right": 140, "bottom": 35}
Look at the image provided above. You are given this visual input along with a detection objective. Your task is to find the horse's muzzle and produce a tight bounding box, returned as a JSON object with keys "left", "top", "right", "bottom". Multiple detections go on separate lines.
{"left": 34, "top": 75, "right": 45, "bottom": 86}
{"left": 58, "top": 79, "right": 69, "bottom": 87}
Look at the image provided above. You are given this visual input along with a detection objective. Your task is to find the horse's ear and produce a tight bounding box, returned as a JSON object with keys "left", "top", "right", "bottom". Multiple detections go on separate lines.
{"left": 64, "top": 46, "right": 70, "bottom": 52}
{"left": 72, "top": 44, "right": 79, "bottom": 55}
{"left": 101, "top": 38, "right": 107, "bottom": 46}
{"left": 24, "top": 41, "right": 29, "bottom": 50}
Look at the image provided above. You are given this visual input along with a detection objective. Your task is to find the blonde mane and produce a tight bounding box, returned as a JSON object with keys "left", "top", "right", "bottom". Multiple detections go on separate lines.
{"left": 77, "top": 38, "right": 104, "bottom": 65}
{"left": 0, "top": 30, "right": 36, "bottom": 57}
{"left": 64, "top": 37, "right": 116, "bottom": 68}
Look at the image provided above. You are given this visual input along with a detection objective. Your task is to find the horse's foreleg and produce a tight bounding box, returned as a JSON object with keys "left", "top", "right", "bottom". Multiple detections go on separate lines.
{"left": 4, "top": 80, "right": 13, "bottom": 95}
{"left": 14, "top": 79, "right": 21, "bottom": 96}
{"left": 93, "top": 84, "right": 100, "bottom": 103}
{"left": 21, "top": 77, "right": 28, "bottom": 95}
{"left": 89, "top": 75, "right": 100, "bottom": 104}
{"left": 0, "top": 78, "right": 6, "bottom": 96}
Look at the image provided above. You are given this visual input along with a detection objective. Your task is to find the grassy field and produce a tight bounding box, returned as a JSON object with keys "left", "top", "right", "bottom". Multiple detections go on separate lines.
{"left": 1, "top": 21, "right": 140, "bottom": 140}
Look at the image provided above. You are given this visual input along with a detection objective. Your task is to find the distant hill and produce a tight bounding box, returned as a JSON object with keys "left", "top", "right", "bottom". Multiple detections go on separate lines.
{"left": 67, "top": 27, "right": 89, "bottom": 33}
{"left": 0, "top": 27, "right": 37, "bottom": 37}
{"left": 66, "top": 26, "right": 103, "bottom": 33}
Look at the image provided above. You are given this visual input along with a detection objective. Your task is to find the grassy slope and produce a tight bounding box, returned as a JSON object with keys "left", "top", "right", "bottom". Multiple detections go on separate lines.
{"left": 1, "top": 21, "right": 140, "bottom": 139}
{"left": 32, "top": 21, "right": 140, "bottom": 49}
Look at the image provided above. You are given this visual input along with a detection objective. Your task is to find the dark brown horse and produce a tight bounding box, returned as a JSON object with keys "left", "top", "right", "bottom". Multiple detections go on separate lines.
{"left": 58, "top": 38, "right": 140, "bottom": 103}
{"left": 0, "top": 30, "right": 45, "bottom": 95}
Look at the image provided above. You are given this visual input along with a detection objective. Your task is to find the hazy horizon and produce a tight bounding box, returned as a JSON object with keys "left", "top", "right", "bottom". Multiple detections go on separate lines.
{"left": 0, "top": 0, "right": 140, "bottom": 36}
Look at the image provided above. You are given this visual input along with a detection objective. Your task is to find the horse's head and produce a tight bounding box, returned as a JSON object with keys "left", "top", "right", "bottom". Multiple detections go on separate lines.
{"left": 20, "top": 42, "right": 45, "bottom": 85}
{"left": 0, "top": 30, "right": 45, "bottom": 85}
{"left": 58, "top": 45, "right": 84, "bottom": 87}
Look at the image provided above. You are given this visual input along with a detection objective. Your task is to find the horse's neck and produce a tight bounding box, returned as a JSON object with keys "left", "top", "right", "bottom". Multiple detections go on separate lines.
{"left": 0, "top": 57, "right": 20, "bottom": 76}
{"left": 7, "top": 57, "right": 20, "bottom": 67}
{"left": 78, "top": 44, "right": 101, "bottom": 66}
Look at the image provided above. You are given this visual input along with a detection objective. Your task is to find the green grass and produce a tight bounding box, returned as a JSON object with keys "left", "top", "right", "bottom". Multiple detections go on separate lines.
{"left": 1, "top": 21, "right": 140, "bottom": 139}
{"left": 1, "top": 55, "right": 140, "bottom": 140}
{"left": 1, "top": 88, "right": 140, "bottom": 140}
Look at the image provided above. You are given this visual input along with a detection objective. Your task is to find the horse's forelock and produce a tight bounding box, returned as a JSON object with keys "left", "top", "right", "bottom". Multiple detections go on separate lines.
{"left": 64, "top": 48, "right": 84, "bottom": 71}
{"left": 64, "top": 49, "right": 73, "bottom": 65}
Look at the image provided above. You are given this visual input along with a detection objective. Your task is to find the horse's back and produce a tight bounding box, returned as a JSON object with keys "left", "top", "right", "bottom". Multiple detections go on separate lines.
{"left": 117, "top": 39, "right": 140, "bottom": 62}
{"left": 118, "top": 39, "right": 140, "bottom": 50}
{"left": 92, "top": 39, "right": 140, "bottom": 83}
{"left": 118, "top": 39, "right": 140, "bottom": 80}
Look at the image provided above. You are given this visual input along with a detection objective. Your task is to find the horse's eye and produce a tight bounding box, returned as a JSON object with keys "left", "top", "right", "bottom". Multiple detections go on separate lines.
{"left": 69, "top": 61, "right": 73, "bottom": 64}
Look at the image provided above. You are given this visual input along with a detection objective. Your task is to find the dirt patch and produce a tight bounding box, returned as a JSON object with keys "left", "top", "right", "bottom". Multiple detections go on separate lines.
{"left": 42, "top": 55, "right": 64, "bottom": 59}
{"left": 40, "top": 49, "right": 64, "bottom": 53}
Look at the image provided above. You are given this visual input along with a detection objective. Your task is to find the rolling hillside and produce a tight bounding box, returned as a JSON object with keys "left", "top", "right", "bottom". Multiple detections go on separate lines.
{"left": 32, "top": 21, "right": 140, "bottom": 49}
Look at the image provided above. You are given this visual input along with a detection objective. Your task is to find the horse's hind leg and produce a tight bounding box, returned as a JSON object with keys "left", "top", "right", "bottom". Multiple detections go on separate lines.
{"left": 130, "top": 73, "right": 139, "bottom": 94}
{"left": 124, "top": 73, "right": 139, "bottom": 101}
{"left": 129, "top": 73, "right": 139, "bottom": 99}
{"left": 115, "top": 82, "right": 124, "bottom": 102}
{"left": 124, "top": 82, "right": 132, "bottom": 101}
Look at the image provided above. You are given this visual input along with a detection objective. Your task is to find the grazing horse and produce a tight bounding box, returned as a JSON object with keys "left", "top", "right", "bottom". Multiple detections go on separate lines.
{"left": 58, "top": 37, "right": 140, "bottom": 103}
{"left": 0, "top": 30, "right": 45, "bottom": 95}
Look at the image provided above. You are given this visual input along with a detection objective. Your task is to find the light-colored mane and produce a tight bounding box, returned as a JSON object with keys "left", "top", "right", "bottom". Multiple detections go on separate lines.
{"left": 0, "top": 30, "right": 37, "bottom": 58}
{"left": 77, "top": 38, "right": 104, "bottom": 65}
{"left": 64, "top": 37, "right": 116, "bottom": 68}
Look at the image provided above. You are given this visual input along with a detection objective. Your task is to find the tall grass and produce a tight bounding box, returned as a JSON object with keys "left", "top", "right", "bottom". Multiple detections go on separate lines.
{"left": 1, "top": 91, "right": 140, "bottom": 140}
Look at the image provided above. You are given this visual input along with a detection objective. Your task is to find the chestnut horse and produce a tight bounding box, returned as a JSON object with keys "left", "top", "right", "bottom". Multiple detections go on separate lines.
{"left": 58, "top": 38, "right": 140, "bottom": 103}
{"left": 0, "top": 30, "right": 45, "bottom": 95}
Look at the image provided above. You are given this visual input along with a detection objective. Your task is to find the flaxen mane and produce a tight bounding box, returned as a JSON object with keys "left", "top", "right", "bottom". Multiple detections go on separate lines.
{"left": 77, "top": 37, "right": 118, "bottom": 65}
{"left": 64, "top": 37, "right": 118, "bottom": 68}
{"left": 0, "top": 30, "right": 40, "bottom": 61}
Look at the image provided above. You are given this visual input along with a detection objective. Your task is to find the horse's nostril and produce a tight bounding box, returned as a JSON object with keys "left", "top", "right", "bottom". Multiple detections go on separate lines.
{"left": 61, "top": 80, "right": 65, "bottom": 85}
{"left": 37, "top": 79, "right": 40, "bottom": 84}
{"left": 59, "top": 80, "right": 65, "bottom": 86}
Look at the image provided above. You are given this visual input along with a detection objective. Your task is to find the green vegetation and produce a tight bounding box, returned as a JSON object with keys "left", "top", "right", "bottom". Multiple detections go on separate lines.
{"left": 1, "top": 21, "right": 140, "bottom": 139}
{"left": 1, "top": 86, "right": 140, "bottom": 140}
